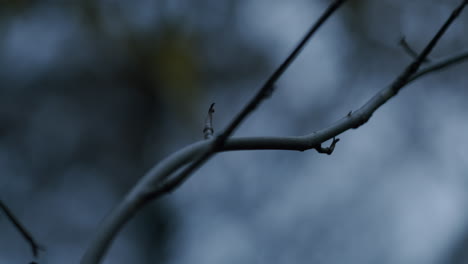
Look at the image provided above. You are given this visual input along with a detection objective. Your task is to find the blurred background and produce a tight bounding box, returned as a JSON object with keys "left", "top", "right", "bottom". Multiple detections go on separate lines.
{"left": 0, "top": 0, "right": 467, "bottom": 263}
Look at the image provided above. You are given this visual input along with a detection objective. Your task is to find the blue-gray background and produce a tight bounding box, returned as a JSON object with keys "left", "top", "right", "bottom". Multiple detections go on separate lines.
{"left": 0, "top": 0, "right": 467, "bottom": 263}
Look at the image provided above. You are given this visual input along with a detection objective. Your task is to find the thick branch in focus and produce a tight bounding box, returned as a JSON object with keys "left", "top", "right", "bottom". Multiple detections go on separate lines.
{"left": 80, "top": 1, "right": 468, "bottom": 264}
{"left": 81, "top": 1, "right": 349, "bottom": 262}
{"left": 161, "top": 0, "right": 351, "bottom": 205}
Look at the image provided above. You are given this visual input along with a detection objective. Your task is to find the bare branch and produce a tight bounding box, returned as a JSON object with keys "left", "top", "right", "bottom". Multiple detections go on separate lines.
{"left": 409, "top": 49, "right": 468, "bottom": 83}
{"left": 160, "top": 0, "right": 468, "bottom": 197}
{"left": 389, "top": 0, "right": 467, "bottom": 97}
{"left": 0, "top": 199, "right": 43, "bottom": 259}
{"left": 151, "top": 0, "right": 350, "bottom": 203}
{"left": 203, "top": 103, "right": 215, "bottom": 139}
{"left": 399, "top": 36, "right": 431, "bottom": 63}
{"left": 80, "top": 1, "right": 468, "bottom": 264}
{"left": 81, "top": 1, "right": 348, "bottom": 263}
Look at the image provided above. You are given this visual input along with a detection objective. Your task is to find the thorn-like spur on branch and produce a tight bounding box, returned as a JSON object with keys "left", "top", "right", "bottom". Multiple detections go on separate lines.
{"left": 203, "top": 103, "right": 216, "bottom": 139}
{"left": 399, "top": 36, "right": 431, "bottom": 63}
{"left": 315, "top": 137, "right": 340, "bottom": 155}
{"left": 0, "top": 200, "right": 43, "bottom": 259}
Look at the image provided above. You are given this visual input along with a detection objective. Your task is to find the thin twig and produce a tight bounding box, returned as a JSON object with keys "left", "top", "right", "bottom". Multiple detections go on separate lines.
{"left": 80, "top": 46, "right": 468, "bottom": 264}
{"left": 203, "top": 103, "right": 215, "bottom": 139}
{"left": 409, "top": 49, "right": 468, "bottom": 83}
{"left": 153, "top": 0, "right": 349, "bottom": 197}
{"left": 157, "top": 0, "right": 468, "bottom": 196}
{"left": 81, "top": 2, "right": 349, "bottom": 263}
{"left": 399, "top": 36, "right": 431, "bottom": 63}
{"left": 389, "top": 0, "right": 467, "bottom": 97}
{"left": 81, "top": 2, "right": 468, "bottom": 264}
{"left": 0, "top": 200, "right": 43, "bottom": 259}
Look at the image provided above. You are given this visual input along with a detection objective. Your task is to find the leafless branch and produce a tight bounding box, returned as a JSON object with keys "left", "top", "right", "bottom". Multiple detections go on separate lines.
{"left": 0, "top": 199, "right": 43, "bottom": 259}
{"left": 81, "top": 1, "right": 348, "bottom": 263}
{"left": 157, "top": 0, "right": 468, "bottom": 197}
{"left": 203, "top": 103, "right": 215, "bottom": 139}
{"left": 409, "top": 49, "right": 468, "bottom": 83}
{"left": 150, "top": 0, "right": 350, "bottom": 200}
{"left": 399, "top": 36, "right": 431, "bottom": 63}
{"left": 80, "top": 1, "right": 468, "bottom": 264}
{"left": 389, "top": 0, "right": 467, "bottom": 97}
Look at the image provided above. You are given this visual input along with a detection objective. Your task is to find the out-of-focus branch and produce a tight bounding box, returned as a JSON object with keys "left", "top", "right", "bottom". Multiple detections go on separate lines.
{"left": 0, "top": 199, "right": 42, "bottom": 260}
{"left": 80, "top": 1, "right": 468, "bottom": 264}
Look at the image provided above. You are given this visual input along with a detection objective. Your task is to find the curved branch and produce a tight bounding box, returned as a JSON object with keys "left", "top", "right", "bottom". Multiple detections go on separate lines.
{"left": 81, "top": 1, "right": 468, "bottom": 264}
{"left": 80, "top": 43, "right": 468, "bottom": 262}
{"left": 159, "top": 0, "right": 468, "bottom": 196}
{"left": 165, "top": 0, "right": 350, "bottom": 207}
